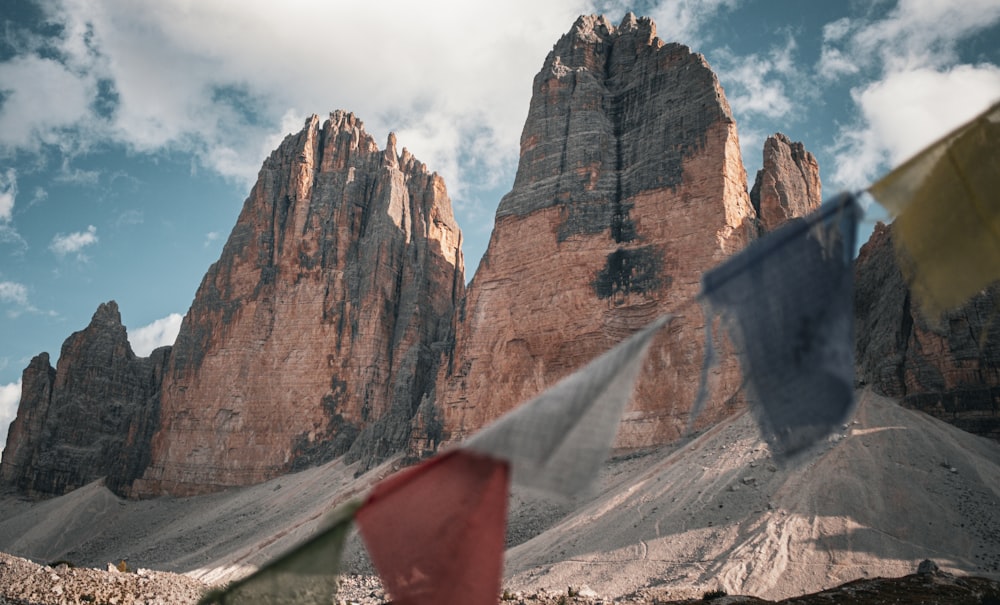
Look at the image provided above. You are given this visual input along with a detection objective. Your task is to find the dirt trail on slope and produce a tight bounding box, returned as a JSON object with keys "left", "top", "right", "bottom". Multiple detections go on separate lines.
{"left": 504, "top": 391, "right": 1000, "bottom": 600}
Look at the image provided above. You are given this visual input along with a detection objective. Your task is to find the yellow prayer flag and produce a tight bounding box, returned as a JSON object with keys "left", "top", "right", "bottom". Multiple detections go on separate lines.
{"left": 868, "top": 101, "right": 1000, "bottom": 319}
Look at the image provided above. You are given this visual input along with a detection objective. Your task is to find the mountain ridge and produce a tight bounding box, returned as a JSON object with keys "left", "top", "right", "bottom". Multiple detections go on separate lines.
{"left": 2, "top": 13, "right": 997, "bottom": 503}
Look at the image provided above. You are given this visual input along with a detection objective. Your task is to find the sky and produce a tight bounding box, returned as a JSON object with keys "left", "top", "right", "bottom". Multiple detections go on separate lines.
{"left": 1, "top": 0, "right": 999, "bottom": 448}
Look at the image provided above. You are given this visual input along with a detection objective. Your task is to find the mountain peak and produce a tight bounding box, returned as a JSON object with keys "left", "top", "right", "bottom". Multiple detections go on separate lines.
{"left": 426, "top": 14, "right": 755, "bottom": 452}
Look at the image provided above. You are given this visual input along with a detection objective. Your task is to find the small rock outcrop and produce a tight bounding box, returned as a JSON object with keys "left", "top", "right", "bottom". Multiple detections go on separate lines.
{"left": 419, "top": 14, "right": 759, "bottom": 454}
{"left": 0, "top": 302, "right": 167, "bottom": 497}
{"left": 855, "top": 222, "right": 1000, "bottom": 440}
{"left": 129, "top": 112, "right": 464, "bottom": 496}
{"left": 750, "top": 133, "right": 822, "bottom": 232}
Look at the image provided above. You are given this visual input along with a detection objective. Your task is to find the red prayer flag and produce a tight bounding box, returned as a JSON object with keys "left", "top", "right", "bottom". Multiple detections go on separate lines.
{"left": 355, "top": 449, "right": 510, "bottom": 605}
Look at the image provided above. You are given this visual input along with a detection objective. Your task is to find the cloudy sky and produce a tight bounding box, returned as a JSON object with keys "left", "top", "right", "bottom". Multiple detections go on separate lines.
{"left": 1, "top": 0, "right": 999, "bottom": 447}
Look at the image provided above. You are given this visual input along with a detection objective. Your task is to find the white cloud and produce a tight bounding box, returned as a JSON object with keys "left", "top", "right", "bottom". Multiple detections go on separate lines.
{"left": 0, "top": 280, "right": 51, "bottom": 318}
{"left": 737, "top": 126, "right": 767, "bottom": 178}
{"left": 204, "top": 231, "right": 220, "bottom": 247}
{"left": 714, "top": 38, "right": 799, "bottom": 120}
{"left": 817, "top": 46, "right": 860, "bottom": 80}
{"left": 0, "top": 281, "right": 29, "bottom": 307}
{"left": 822, "top": 0, "right": 1000, "bottom": 190}
{"left": 0, "top": 169, "right": 28, "bottom": 252}
{"left": 54, "top": 161, "right": 101, "bottom": 186}
{"left": 0, "top": 0, "right": 601, "bottom": 206}
{"left": 128, "top": 313, "right": 183, "bottom": 356}
{"left": 0, "top": 168, "right": 15, "bottom": 222}
{"left": 822, "top": 17, "right": 853, "bottom": 42}
{"left": 819, "top": 1, "right": 1000, "bottom": 80}
{"left": 0, "top": 1, "right": 743, "bottom": 220}
{"left": 0, "top": 223, "right": 26, "bottom": 249}
{"left": 830, "top": 65, "right": 1000, "bottom": 188}
{"left": 0, "top": 379, "right": 21, "bottom": 457}
{"left": 648, "top": 0, "right": 743, "bottom": 49}
{"left": 817, "top": 0, "right": 1000, "bottom": 189}
{"left": 0, "top": 0, "right": 758, "bottom": 263}
{"left": 0, "top": 55, "right": 96, "bottom": 153}
{"left": 856, "top": 66, "right": 1000, "bottom": 166}
{"left": 30, "top": 186, "right": 48, "bottom": 207}
{"left": 50, "top": 224, "right": 99, "bottom": 258}
{"left": 710, "top": 33, "right": 805, "bottom": 180}
{"left": 850, "top": 0, "right": 1000, "bottom": 72}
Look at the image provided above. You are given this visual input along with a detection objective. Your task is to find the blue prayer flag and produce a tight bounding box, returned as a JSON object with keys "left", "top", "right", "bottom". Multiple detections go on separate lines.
{"left": 699, "top": 193, "right": 862, "bottom": 458}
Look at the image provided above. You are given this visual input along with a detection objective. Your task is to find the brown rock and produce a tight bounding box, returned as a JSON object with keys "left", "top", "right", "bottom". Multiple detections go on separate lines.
{"left": 855, "top": 222, "right": 1000, "bottom": 440}
{"left": 416, "top": 14, "right": 757, "bottom": 454}
{"left": 0, "top": 353, "right": 56, "bottom": 488}
{"left": 2, "top": 14, "right": 839, "bottom": 499}
{"left": 130, "top": 112, "right": 464, "bottom": 496}
{"left": 0, "top": 302, "right": 167, "bottom": 497}
{"left": 750, "top": 133, "right": 822, "bottom": 232}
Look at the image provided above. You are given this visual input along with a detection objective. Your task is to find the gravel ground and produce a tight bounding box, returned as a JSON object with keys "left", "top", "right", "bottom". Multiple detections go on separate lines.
{"left": 2, "top": 392, "right": 999, "bottom": 603}
{"left": 0, "top": 552, "right": 206, "bottom": 604}
{"left": 3, "top": 553, "right": 999, "bottom": 605}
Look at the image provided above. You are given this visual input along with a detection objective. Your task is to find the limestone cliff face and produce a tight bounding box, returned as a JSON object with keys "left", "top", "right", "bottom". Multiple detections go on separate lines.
{"left": 750, "top": 133, "right": 822, "bottom": 232}
{"left": 417, "top": 14, "right": 757, "bottom": 454}
{"left": 0, "top": 354, "right": 56, "bottom": 491}
{"left": 130, "top": 112, "right": 464, "bottom": 497}
{"left": 855, "top": 223, "right": 1000, "bottom": 440}
{"left": 3, "top": 14, "right": 839, "bottom": 499}
{"left": 0, "top": 302, "right": 167, "bottom": 497}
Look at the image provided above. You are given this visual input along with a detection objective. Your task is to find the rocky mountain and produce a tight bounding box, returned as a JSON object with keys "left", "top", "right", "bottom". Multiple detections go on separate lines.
{"left": 0, "top": 302, "right": 167, "bottom": 497}
{"left": 749, "top": 132, "right": 822, "bottom": 232}
{"left": 128, "top": 112, "right": 465, "bottom": 497}
{"left": 2, "top": 11, "right": 998, "bottom": 604}
{"left": 2, "top": 113, "right": 465, "bottom": 499}
{"left": 855, "top": 222, "right": 1000, "bottom": 440}
{"left": 11, "top": 13, "right": 976, "bottom": 501}
{"left": 418, "top": 14, "right": 774, "bottom": 454}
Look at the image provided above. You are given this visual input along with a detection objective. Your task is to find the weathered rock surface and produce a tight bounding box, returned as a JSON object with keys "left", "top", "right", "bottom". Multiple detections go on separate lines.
{"left": 130, "top": 112, "right": 464, "bottom": 496}
{"left": 0, "top": 552, "right": 208, "bottom": 605}
{"left": 418, "top": 14, "right": 758, "bottom": 454}
{"left": 0, "top": 302, "right": 167, "bottom": 497}
{"left": 749, "top": 132, "right": 822, "bottom": 232}
{"left": 3, "top": 14, "right": 838, "bottom": 499}
{"left": 855, "top": 222, "right": 1000, "bottom": 440}
{"left": 2, "top": 115, "right": 464, "bottom": 498}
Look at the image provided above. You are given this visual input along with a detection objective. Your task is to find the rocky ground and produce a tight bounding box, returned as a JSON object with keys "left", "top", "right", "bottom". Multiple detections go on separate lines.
{"left": 0, "top": 552, "right": 205, "bottom": 604}
{"left": 2, "top": 553, "right": 999, "bottom": 605}
{"left": 2, "top": 392, "right": 999, "bottom": 603}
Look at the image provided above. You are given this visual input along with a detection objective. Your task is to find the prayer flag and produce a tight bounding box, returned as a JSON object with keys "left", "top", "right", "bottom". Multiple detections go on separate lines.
{"left": 464, "top": 316, "right": 670, "bottom": 497}
{"left": 700, "top": 193, "right": 862, "bottom": 458}
{"left": 355, "top": 449, "right": 509, "bottom": 605}
{"left": 198, "top": 500, "right": 361, "bottom": 605}
{"left": 868, "top": 101, "right": 1000, "bottom": 319}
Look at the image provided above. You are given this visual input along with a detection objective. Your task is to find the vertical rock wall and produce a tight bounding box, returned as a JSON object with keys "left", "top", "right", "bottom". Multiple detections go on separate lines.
{"left": 2, "top": 14, "right": 840, "bottom": 499}
{"left": 750, "top": 133, "right": 822, "bottom": 233}
{"left": 0, "top": 302, "right": 167, "bottom": 497}
{"left": 419, "top": 14, "right": 758, "bottom": 454}
{"left": 130, "top": 113, "right": 464, "bottom": 497}
{"left": 855, "top": 222, "right": 1000, "bottom": 440}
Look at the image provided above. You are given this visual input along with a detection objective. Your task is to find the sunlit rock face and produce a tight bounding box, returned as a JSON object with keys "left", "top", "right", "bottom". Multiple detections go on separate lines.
{"left": 750, "top": 132, "right": 822, "bottom": 233}
{"left": 417, "top": 14, "right": 763, "bottom": 456}
{"left": 131, "top": 112, "right": 465, "bottom": 497}
{"left": 2, "top": 13, "right": 843, "bottom": 500}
